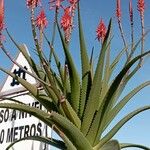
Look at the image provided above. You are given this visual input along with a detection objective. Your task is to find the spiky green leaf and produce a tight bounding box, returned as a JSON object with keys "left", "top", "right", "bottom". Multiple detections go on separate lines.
{"left": 120, "top": 143, "right": 150, "bottom": 150}
{"left": 57, "top": 21, "right": 80, "bottom": 113}
{"left": 50, "top": 111, "right": 93, "bottom": 150}
{"left": 81, "top": 19, "right": 112, "bottom": 135}
{"left": 78, "top": 3, "right": 91, "bottom": 119}
{"left": 102, "top": 81, "right": 150, "bottom": 132}
{"left": 95, "top": 140, "right": 120, "bottom": 150}
{"left": 95, "top": 106, "right": 150, "bottom": 149}
{"left": 0, "top": 103, "right": 52, "bottom": 126}
{"left": 6, "top": 136, "right": 66, "bottom": 150}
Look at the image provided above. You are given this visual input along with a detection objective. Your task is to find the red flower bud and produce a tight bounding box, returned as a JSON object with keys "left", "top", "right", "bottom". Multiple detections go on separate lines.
{"left": 61, "top": 7, "right": 73, "bottom": 42}
{"left": 137, "top": 0, "right": 145, "bottom": 17}
{"left": 116, "top": 0, "right": 121, "bottom": 21}
{"left": 36, "top": 9, "right": 48, "bottom": 30}
{"left": 96, "top": 19, "right": 107, "bottom": 42}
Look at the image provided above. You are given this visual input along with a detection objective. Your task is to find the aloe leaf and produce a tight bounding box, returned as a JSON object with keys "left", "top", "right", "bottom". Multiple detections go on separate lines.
{"left": 18, "top": 44, "right": 39, "bottom": 75}
{"left": 90, "top": 47, "right": 94, "bottom": 66}
{"left": 50, "top": 111, "right": 93, "bottom": 150}
{"left": 93, "top": 140, "right": 120, "bottom": 150}
{"left": 41, "top": 65, "right": 63, "bottom": 103}
{"left": 95, "top": 106, "right": 150, "bottom": 149}
{"left": 89, "top": 47, "right": 94, "bottom": 80}
{"left": 99, "top": 50, "right": 150, "bottom": 122}
{"left": 63, "top": 64, "right": 71, "bottom": 96}
{"left": 0, "top": 103, "right": 52, "bottom": 126}
{"left": 85, "top": 109, "right": 102, "bottom": 145}
{"left": 109, "top": 47, "right": 126, "bottom": 80}
{"left": 81, "top": 19, "right": 112, "bottom": 135}
{"left": 127, "top": 30, "right": 150, "bottom": 62}
{"left": 0, "top": 67, "right": 58, "bottom": 112}
{"left": 44, "top": 33, "right": 65, "bottom": 85}
{"left": 120, "top": 143, "right": 150, "bottom": 150}
{"left": 6, "top": 29, "right": 39, "bottom": 75}
{"left": 102, "top": 81, "right": 150, "bottom": 132}
{"left": 60, "top": 133, "right": 76, "bottom": 150}
{"left": 42, "top": 85, "right": 59, "bottom": 105}
{"left": 94, "top": 50, "right": 150, "bottom": 142}
{"left": 77, "top": 3, "right": 91, "bottom": 119}
{"left": 6, "top": 136, "right": 66, "bottom": 150}
{"left": 100, "top": 42, "right": 111, "bottom": 107}
{"left": 50, "top": 49, "right": 65, "bottom": 91}
{"left": 53, "top": 73, "right": 64, "bottom": 92}
{"left": 57, "top": 22, "right": 80, "bottom": 113}
{"left": 37, "top": 94, "right": 58, "bottom": 112}
{"left": 61, "top": 99, "right": 81, "bottom": 128}
{"left": 44, "top": 34, "right": 70, "bottom": 95}
{"left": 0, "top": 97, "right": 26, "bottom": 104}
{"left": 103, "top": 43, "right": 110, "bottom": 84}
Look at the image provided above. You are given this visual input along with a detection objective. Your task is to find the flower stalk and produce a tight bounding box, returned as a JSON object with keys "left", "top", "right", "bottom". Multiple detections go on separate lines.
{"left": 116, "top": 0, "right": 129, "bottom": 58}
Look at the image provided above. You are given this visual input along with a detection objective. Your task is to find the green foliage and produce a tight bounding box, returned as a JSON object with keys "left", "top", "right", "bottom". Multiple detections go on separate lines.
{"left": 0, "top": 1, "right": 150, "bottom": 150}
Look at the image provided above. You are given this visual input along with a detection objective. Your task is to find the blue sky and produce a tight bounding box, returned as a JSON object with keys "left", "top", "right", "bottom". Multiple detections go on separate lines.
{"left": 0, "top": 0, "right": 150, "bottom": 149}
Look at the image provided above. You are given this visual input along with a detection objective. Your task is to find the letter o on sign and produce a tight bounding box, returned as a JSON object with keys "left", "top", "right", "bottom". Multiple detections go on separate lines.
{"left": 0, "top": 129, "right": 5, "bottom": 144}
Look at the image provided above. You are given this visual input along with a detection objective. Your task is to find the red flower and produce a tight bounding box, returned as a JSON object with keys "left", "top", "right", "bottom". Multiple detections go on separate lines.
{"left": 26, "top": 0, "right": 41, "bottom": 9}
{"left": 137, "top": 0, "right": 145, "bottom": 16}
{"left": 49, "top": 0, "right": 65, "bottom": 10}
{"left": 61, "top": 7, "right": 72, "bottom": 31}
{"left": 61, "top": 7, "right": 73, "bottom": 42}
{"left": 96, "top": 19, "right": 107, "bottom": 42}
{"left": 0, "top": 0, "right": 4, "bottom": 41}
{"left": 116, "top": 0, "right": 121, "bottom": 21}
{"left": 36, "top": 9, "right": 48, "bottom": 30}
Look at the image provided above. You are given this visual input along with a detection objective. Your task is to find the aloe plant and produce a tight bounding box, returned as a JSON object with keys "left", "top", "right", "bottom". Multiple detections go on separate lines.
{"left": 0, "top": 0, "right": 150, "bottom": 150}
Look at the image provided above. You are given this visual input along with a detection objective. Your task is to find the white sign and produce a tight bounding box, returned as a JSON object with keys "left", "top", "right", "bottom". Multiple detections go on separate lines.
{"left": 0, "top": 48, "right": 51, "bottom": 150}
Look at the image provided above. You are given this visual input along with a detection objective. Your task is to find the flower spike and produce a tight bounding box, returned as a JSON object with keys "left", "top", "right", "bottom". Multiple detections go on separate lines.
{"left": 60, "top": 6, "right": 73, "bottom": 42}
{"left": 96, "top": 19, "right": 107, "bottom": 42}
{"left": 129, "top": 0, "right": 133, "bottom": 25}
{"left": 137, "top": 0, "right": 145, "bottom": 17}
{"left": 129, "top": 0, "right": 134, "bottom": 50}
{"left": 116, "top": 0, "right": 121, "bottom": 21}
{"left": 137, "top": 0, "right": 145, "bottom": 62}
{"left": 36, "top": 9, "right": 48, "bottom": 30}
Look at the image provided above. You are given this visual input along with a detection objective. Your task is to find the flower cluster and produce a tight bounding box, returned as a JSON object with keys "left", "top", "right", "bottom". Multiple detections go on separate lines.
{"left": 96, "top": 19, "right": 107, "bottom": 42}
{"left": 60, "top": 7, "right": 73, "bottom": 42}
{"left": 60, "top": 0, "right": 78, "bottom": 42}
{"left": 116, "top": 0, "right": 121, "bottom": 21}
{"left": 137, "top": 0, "right": 145, "bottom": 17}
{"left": 60, "top": 7, "right": 72, "bottom": 31}
{"left": 36, "top": 9, "right": 48, "bottom": 30}
{"left": 0, "top": 0, "right": 146, "bottom": 44}
{"left": 114, "top": 0, "right": 145, "bottom": 54}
